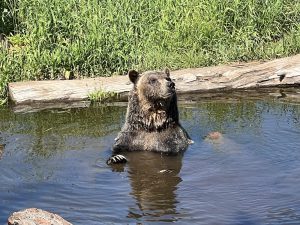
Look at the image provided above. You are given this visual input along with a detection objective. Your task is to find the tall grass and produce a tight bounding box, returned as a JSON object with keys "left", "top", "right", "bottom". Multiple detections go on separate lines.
{"left": 0, "top": 0, "right": 16, "bottom": 34}
{"left": 0, "top": 0, "right": 300, "bottom": 102}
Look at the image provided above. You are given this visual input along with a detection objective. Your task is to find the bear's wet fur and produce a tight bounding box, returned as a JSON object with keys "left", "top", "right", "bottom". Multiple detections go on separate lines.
{"left": 112, "top": 68, "right": 191, "bottom": 155}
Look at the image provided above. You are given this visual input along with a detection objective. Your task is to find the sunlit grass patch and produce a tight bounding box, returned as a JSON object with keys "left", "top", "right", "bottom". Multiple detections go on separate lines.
{"left": 88, "top": 89, "right": 119, "bottom": 103}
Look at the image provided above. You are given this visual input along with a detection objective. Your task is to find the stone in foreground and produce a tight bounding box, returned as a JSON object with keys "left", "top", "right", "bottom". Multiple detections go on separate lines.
{"left": 8, "top": 208, "right": 72, "bottom": 225}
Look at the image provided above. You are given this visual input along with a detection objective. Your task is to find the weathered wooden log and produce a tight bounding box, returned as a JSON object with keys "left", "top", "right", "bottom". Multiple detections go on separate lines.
{"left": 8, "top": 54, "right": 300, "bottom": 107}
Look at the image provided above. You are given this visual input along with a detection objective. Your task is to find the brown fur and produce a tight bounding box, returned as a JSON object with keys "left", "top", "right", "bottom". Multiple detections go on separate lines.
{"left": 112, "top": 69, "right": 191, "bottom": 154}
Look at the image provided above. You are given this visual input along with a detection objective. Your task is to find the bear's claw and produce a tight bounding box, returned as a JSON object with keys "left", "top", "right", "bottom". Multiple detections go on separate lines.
{"left": 106, "top": 154, "right": 127, "bottom": 165}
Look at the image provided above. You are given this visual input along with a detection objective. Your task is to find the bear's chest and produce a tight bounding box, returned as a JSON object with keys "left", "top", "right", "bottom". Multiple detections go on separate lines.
{"left": 130, "top": 126, "right": 188, "bottom": 153}
{"left": 139, "top": 110, "right": 170, "bottom": 131}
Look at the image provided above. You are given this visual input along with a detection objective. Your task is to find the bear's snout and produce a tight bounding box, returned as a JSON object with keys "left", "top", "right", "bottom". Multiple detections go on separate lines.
{"left": 167, "top": 81, "right": 175, "bottom": 89}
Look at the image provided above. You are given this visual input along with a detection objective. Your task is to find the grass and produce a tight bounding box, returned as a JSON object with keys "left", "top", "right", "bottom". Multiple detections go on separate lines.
{"left": 88, "top": 89, "right": 119, "bottom": 103}
{"left": 0, "top": 0, "right": 300, "bottom": 103}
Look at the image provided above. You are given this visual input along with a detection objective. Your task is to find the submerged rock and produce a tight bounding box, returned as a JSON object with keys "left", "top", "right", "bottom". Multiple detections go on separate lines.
{"left": 7, "top": 208, "right": 72, "bottom": 225}
{"left": 205, "top": 131, "right": 241, "bottom": 153}
{"left": 206, "top": 131, "right": 223, "bottom": 140}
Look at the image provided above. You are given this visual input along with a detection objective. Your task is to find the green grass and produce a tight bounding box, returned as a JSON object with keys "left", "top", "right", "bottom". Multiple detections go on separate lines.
{"left": 0, "top": 0, "right": 300, "bottom": 103}
{"left": 88, "top": 89, "right": 119, "bottom": 103}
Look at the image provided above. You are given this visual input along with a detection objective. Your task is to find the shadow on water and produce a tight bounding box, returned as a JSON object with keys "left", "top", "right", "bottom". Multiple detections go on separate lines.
{"left": 111, "top": 151, "right": 183, "bottom": 222}
{"left": 180, "top": 92, "right": 300, "bottom": 138}
{"left": 0, "top": 106, "right": 125, "bottom": 159}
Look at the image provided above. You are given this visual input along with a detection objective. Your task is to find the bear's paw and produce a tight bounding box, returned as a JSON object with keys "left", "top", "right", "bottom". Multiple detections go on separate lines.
{"left": 106, "top": 154, "right": 127, "bottom": 165}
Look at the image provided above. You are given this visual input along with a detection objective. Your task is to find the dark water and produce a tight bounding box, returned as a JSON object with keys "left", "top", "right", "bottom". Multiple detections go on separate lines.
{"left": 1, "top": 97, "right": 300, "bottom": 225}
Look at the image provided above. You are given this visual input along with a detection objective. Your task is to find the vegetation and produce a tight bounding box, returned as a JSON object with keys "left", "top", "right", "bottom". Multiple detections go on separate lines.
{"left": 0, "top": 0, "right": 299, "bottom": 103}
{"left": 88, "top": 89, "right": 119, "bottom": 103}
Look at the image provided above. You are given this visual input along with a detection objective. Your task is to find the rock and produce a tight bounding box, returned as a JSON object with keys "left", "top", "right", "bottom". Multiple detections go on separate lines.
{"left": 7, "top": 208, "right": 72, "bottom": 225}
{"left": 206, "top": 131, "right": 223, "bottom": 140}
{"left": 205, "top": 132, "right": 241, "bottom": 153}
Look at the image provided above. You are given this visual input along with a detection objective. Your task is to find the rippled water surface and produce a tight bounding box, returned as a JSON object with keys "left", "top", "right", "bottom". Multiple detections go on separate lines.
{"left": 1, "top": 96, "right": 300, "bottom": 225}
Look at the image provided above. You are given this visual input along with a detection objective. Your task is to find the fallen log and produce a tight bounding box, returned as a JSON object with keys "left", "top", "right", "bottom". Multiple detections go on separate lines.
{"left": 8, "top": 54, "right": 300, "bottom": 107}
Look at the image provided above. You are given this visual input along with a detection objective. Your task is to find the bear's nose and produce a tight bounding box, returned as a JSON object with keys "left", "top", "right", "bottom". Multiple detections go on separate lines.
{"left": 168, "top": 81, "right": 175, "bottom": 89}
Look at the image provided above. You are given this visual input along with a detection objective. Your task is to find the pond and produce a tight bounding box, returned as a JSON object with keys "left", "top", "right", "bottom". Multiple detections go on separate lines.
{"left": 1, "top": 91, "right": 300, "bottom": 225}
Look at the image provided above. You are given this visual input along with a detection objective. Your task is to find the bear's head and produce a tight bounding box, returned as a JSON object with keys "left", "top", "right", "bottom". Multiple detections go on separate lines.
{"left": 128, "top": 68, "right": 176, "bottom": 111}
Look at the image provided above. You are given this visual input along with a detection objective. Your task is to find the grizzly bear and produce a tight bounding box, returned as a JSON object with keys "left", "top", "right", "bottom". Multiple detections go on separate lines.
{"left": 107, "top": 69, "right": 192, "bottom": 164}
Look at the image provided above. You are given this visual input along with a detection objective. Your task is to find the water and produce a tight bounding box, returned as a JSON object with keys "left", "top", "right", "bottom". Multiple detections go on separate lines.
{"left": 1, "top": 96, "right": 300, "bottom": 225}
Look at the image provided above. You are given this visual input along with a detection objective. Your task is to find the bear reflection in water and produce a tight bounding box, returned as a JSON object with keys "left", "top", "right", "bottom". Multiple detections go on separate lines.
{"left": 111, "top": 151, "right": 183, "bottom": 222}
{"left": 107, "top": 68, "right": 191, "bottom": 221}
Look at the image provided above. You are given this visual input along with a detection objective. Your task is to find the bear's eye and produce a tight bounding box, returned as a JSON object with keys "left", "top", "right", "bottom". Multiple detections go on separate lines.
{"left": 149, "top": 78, "right": 157, "bottom": 84}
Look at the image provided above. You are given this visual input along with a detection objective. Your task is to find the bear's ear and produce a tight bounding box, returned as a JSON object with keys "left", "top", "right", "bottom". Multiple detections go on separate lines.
{"left": 128, "top": 70, "right": 139, "bottom": 83}
{"left": 164, "top": 68, "right": 170, "bottom": 78}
